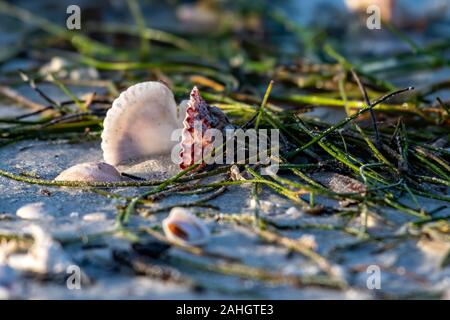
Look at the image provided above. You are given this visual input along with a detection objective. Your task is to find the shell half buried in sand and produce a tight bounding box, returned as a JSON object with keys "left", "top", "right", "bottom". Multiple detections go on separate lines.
{"left": 55, "top": 161, "right": 122, "bottom": 182}
{"left": 162, "top": 207, "right": 210, "bottom": 246}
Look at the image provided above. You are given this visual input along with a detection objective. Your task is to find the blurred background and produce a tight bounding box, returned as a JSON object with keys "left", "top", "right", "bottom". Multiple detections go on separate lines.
{"left": 1, "top": 0, "right": 449, "bottom": 125}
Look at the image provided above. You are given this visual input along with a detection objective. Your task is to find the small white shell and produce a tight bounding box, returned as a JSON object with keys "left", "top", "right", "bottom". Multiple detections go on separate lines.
{"left": 39, "top": 56, "right": 99, "bottom": 81}
{"left": 101, "top": 81, "right": 184, "bottom": 166}
{"left": 162, "top": 207, "right": 210, "bottom": 246}
{"left": 55, "top": 161, "right": 122, "bottom": 182}
{"left": 16, "top": 202, "right": 53, "bottom": 220}
{"left": 6, "top": 225, "right": 72, "bottom": 274}
{"left": 82, "top": 212, "right": 107, "bottom": 221}
{"left": 230, "top": 165, "right": 243, "bottom": 181}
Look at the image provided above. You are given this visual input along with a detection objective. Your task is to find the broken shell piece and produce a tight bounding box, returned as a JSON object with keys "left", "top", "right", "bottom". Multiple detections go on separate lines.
{"left": 179, "top": 86, "right": 231, "bottom": 170}
{"left": 55, "top": 161, "right": 122, "bottom": 182}
{"left": 313, "top": 172, "right": 366, "bottom": 195}
{"left": 82, "top": 212, "right": 107, "bottom": 221}
{"left": 101, "top": 81, "right": 183, "bottom": 165}
{"left": 16, "top": 202, "right": 53, "bottom": 220}
{"left": 6, "top": 225, "right": 72, "bottom": 274}
{"left": 230, "top": 165, "right": 246, "bottom": 181}
{"left": 162, "top": 207, "right": 210, "bottom": 246}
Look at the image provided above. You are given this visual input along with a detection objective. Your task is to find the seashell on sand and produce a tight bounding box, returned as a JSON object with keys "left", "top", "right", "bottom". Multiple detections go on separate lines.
{"left": 312, "top": 172, "right": 366, "bottom": 195}
{"left": 55, "top": 161, "right": 122, "bottom": 182}
{"left": 179, "top": 86, "right": 231, "bottom": 170}
{"left": 230, "top": 165, "right": 246, "bottom": 181}
{"left": 162, "top": 207, "right": 210, "bottom": 246}
{"left": 16, "top": 202, "right": 53, "bottom": 220}
{"left": 101, "top": 81, "right": 184, "bottom": 166}
{"left": 6, "top": 225, "right": 73, "bottom": 274}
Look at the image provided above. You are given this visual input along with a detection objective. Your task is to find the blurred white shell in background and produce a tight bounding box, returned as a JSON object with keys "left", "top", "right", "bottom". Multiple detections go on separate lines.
{"left": 6, "top": 225, "right": 73, "bottom": 274}
{"left": 162, "top": 207, "right": 210, "bottom": 246}
{"left": 16, "top": 202, "right": 53, "bottom": 220}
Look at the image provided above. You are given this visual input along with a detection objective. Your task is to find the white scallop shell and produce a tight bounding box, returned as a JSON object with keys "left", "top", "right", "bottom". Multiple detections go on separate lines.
{"left": 16, "top": 202, "right": 53, "bottom": 220}
{"left": 101, "top": 81, "right": 185, "bottom": 166}
{"left": 162, "top": 207, "right": 210, "bottom": 246}
{"left": 55, "top": 161, "right": 122, "bottom": 182}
